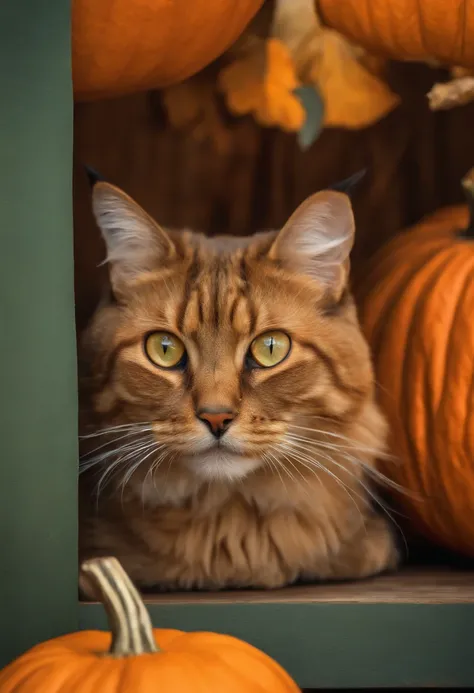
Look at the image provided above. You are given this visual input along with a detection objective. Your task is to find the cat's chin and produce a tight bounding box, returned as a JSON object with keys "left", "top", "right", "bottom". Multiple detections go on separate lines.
{"left": 183, "top": 448, "right": 262, "bottom": 482}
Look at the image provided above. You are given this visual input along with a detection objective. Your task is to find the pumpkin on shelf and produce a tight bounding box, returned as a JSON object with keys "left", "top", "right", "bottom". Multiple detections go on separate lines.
{"left": 72, "top": 0, "right": 264, "bottom": 100}
{"left": 356, "top": 169, "right": 474, "bottom": 557}
{"left": 317, "top": 0, "right": 474, "bottom": 70}
{"left": 0, "top": 557, "right": 300, "bottom": 693}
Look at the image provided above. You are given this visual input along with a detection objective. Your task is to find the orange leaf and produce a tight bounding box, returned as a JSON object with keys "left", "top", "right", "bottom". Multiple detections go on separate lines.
{"left": 218, "top": 38, "right": 305, "bottom": 131}
{"left": 272, "top": 0, "right": 399, "bottom": 129}
{"left": 308, "top": 32, "right": 400, "bottom": 129}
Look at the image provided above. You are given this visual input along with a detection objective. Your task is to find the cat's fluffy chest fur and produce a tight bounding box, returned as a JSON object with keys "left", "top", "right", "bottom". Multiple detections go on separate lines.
{"left": 79, "top": 180, "right": 399, "bottom": 592}
{"left": 80, "top": 424, "right": 395, "bottom": 590}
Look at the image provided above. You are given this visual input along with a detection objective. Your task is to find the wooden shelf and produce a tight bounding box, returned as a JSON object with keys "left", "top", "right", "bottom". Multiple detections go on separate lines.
{"left": 79, "top": 566, "right": 474, "bottom": 688}
{"left": 135, "top": 567, "right": 474, "bottom": 605}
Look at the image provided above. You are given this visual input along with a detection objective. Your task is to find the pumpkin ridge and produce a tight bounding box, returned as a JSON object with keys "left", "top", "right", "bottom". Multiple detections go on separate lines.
{"left": 362, "top": 244, "right": 447, "bottom": 370}
{"left": 389, "top": 0, "right": 406, "bottom": 59}
{"left": 414, "top": 0, "right": 430, "bottom": 59}
{"left": 437, "top": 270, "right": 474, "bottom": 543}
{"left": 365, "top": 0, "right": 377, "bottom": 54}
{"left": 434, "top": 256, "right": 474, "bottom": 421}
{"left": 416, "top": 250, "right": 474, "bottom": 417}
{"left": 416, "top": 253, "right": 474, "bottom": 552}
{"left": 380, "top": 249, "right": 459, "bottom": 500}
{"left": 392, "top": 257, "right": 443, "bottom": 502}
{"left": 317, "top": 0, "right": 474, "bottom": 68}
{"left": 357, "top": 237, "right": 447, "bottom": 339}
{"left": 408, "top": 249, "right": 466, "bottom": 492}
{"left": 416, "top": 257, "right": 474, "bottom": 534}
{"left": 465, "top": 368, "right": 474, "bottom": 463}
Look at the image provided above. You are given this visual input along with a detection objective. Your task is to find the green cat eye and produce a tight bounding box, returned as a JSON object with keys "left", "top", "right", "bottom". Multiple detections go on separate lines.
{"left": 249, "top": 331, "right": 291, "bottom": 368}
{"left": 144, "top": 331, "right": 186, "bottom": 368}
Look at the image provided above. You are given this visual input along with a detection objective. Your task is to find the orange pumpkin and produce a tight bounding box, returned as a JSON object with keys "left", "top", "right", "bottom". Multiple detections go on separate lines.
{"left": 317, "top": 0, "right": 474, "bottom": 69}
{"left": 356, "top": 169, "right": 474, "bottom": 556}
{"left": 0, "top": 557, "right": 300, "bottom": 693}
{"left": 72, "top": 0, "right": 264, "bottom": 101}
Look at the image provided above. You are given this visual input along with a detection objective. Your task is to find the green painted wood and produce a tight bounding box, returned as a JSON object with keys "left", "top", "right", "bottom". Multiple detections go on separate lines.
{"left": 0, "top": 0, "right": 77, "bottom": 666}
{"left": 80, "top": 602, "right": 474, "bottom": 688}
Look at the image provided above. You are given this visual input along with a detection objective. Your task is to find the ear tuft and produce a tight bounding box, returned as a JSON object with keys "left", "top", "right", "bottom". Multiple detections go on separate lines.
{"left": 269, "top": 190, "right": 355, "bottom": 294}
{"left": 84, "top": 165, "right": 107, "bottom": 189}
{"left": 328, "top": 169, "right": 366, "bottom": 197}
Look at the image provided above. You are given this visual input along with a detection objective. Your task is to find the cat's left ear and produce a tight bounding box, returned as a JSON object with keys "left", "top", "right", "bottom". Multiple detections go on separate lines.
{"left": 91, "top": 181, "right": 176, "bottom": 292}
{"left": 268, "top": 191, "right": 355, "bottom": 297}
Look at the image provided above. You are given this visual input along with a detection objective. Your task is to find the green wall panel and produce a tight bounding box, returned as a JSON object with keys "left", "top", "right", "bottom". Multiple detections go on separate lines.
{"left": 80, "top": 601, "right": 474, "bottom": 689}
{"left": 0, "top": 0, "right": 77, "bottom": 666}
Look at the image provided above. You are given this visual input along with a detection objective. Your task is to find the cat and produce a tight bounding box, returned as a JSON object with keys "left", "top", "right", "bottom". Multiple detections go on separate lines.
{"left": 78, "top": 177, "right": 400, "bottom": 591}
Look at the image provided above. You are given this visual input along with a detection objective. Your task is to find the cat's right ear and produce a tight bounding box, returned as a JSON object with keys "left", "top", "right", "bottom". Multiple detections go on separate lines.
{"left": 90, "top": 181, "right": 176, "bottom": 292}
{"left": 268, "top": 190, "right": 355, "bottom": 299}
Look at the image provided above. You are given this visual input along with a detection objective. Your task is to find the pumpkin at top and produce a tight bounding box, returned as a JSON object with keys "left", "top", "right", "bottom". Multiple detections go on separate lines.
{"left": 72, "top": 0, "right": 264, "bottom": 101}
{"left": 356, "top": 170, "right": 474, "bottom": 556}
{"left": 0, "top": 557, "right": 300, "bottom": 693}
{"left": 317, "top": 0, "right": 474, "bottom": 69}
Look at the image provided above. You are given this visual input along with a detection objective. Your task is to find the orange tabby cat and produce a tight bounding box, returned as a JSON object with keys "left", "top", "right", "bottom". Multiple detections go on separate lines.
{"left": 79, "top": 179, "right": 399, "bottom": 590}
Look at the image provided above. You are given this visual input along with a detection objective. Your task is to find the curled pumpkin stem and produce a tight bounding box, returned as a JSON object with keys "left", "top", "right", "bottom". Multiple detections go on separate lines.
{"left": 81, "top": 557, "right": 159, "bottom": 657}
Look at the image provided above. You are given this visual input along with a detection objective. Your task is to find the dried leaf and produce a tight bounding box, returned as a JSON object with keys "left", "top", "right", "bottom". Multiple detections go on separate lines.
{"left": 309, "top": 32, "right": 400, "bottom": 129}
{"left": 273, "top": 0, "right": 399, "bottom": 130}
{"left": 162, "top": 78, "right": 231, "bottom": 155}
{"left": 428, "top": 76, "right": 474, "bottom": 110}
{"left": 218, "top": 38, "right": 305, "bottom": 132}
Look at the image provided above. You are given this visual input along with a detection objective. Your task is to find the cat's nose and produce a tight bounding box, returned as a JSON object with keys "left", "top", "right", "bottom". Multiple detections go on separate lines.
{"left": 197, "top": 408, "right": 236, "bottom": 438}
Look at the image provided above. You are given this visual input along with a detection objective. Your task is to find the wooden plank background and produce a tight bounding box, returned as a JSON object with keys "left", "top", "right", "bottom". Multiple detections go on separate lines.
{"left": 73, "top": 62, "right": 474, "bottom": 332}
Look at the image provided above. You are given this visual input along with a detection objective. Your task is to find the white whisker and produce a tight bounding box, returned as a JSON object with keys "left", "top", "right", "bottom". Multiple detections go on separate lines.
{"left": 80, "top": 438, "right": 158, "bottom": 474}
{"left": 268, "top": 449, "right": 298, "bottom": 489}
{"left": 80, "top": 421, "right": 153, "bottom": 439}
{"left": 284, "top": 432, "right": 416, "bottom": 498}
{"left": 282, "top": 440, "right": 366, "bottom": 514}
{"left": 80, "top": 427, "right": 153, "bottom": 457}
{"left": 269, "top": 445, "right": 315, "bottom": 499}
{"left": 262, "top": 451, "right": 289, "bottom": 496}
{"left": 287, "top": 425, "right": 395, "bottom": 460}
{"left": 89, "top": 438, "right": 164, "bottom": 502}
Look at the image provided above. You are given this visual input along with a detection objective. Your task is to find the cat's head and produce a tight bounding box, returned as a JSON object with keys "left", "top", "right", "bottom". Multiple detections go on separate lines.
{"left": 80, "top": 181, "right": 375, "bottom": 485}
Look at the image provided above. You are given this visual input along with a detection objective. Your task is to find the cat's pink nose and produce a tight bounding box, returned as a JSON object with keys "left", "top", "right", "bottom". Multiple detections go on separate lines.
{"left": 197, "top": 408, "right": 235, "bottom": 438}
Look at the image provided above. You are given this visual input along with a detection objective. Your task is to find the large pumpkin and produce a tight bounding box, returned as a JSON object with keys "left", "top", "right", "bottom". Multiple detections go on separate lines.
{"left": 72, "top": 0, "right": 263, "bottom": 101}
{"left": 317, "top": 0, "right": 474, "bottom": 69}
{"left": 356, "top": 170, "right": 474, "bottom": 556}
{"left": 0, "top": 557, "right": 300, "bottom": 693}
